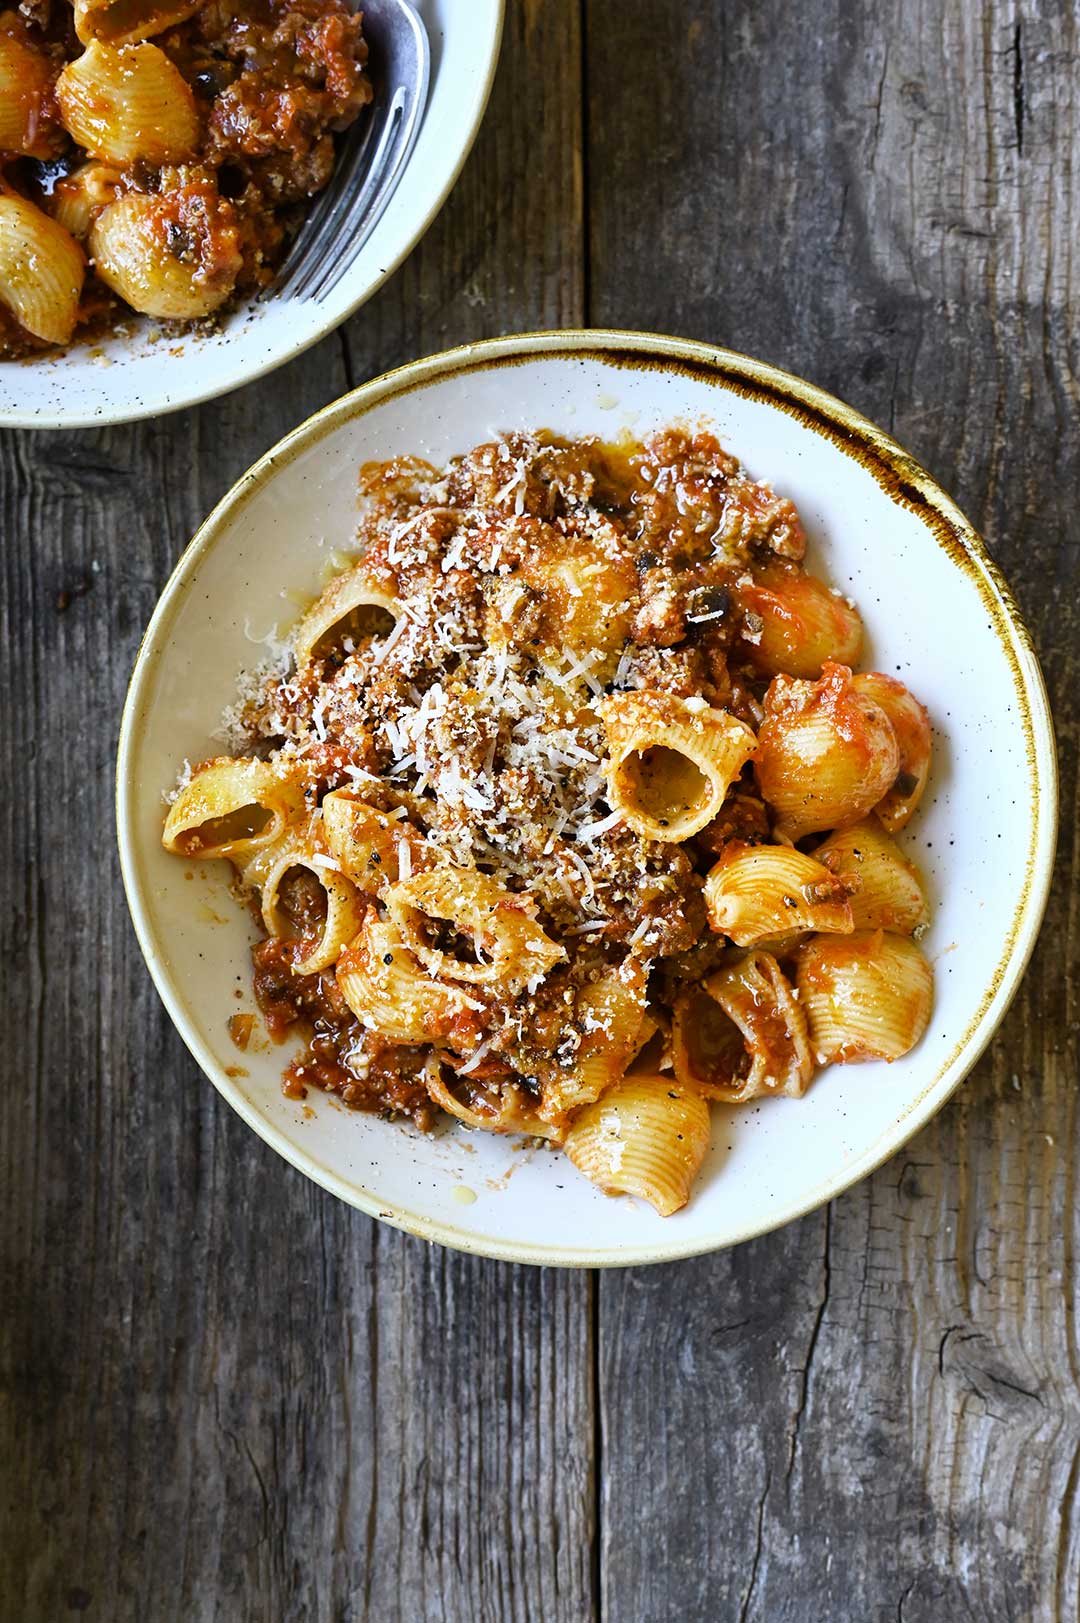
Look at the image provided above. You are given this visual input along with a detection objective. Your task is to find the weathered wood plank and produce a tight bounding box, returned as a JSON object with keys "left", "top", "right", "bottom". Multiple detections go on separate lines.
{"left": 0, "top": 3, "right": 593, "bottom": 1619}
{"left": 586, "top": 1, "right": 1079, "bottom": 1618}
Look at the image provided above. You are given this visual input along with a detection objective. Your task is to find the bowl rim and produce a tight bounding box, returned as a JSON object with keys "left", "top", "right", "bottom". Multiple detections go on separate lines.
{"left": 116, "top": 327, "right": 1059, "bottom": 1267}
{"left": 0, "top": 0, "right": 506, "bottom": 431}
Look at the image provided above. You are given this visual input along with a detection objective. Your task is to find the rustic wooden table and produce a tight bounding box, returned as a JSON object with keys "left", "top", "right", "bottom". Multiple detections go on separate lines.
{"left": 3, "top": 1, "right": 1077, "bottom": 1617}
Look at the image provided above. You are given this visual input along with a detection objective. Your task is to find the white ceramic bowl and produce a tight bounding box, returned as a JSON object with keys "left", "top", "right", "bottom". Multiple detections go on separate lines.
{"left": 0, "top": 0, "right": 503, "bottom": 429}
{"left": 117, "top": 330, "right": 1057, "bottom": 1266}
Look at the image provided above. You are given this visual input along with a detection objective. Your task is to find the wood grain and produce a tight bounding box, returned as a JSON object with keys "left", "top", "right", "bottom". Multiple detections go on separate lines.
{"left": 0, "top": 4, "right": 592, "bottom": 1619}
{"left": 586, "top": 1, "right": 1079, "bottom": 1618}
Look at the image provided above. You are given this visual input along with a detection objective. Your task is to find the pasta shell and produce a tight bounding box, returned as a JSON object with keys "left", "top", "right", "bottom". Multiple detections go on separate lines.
{"left": 737, "top": 563, "right": 863, "bottom": 678}
{"left": 424, "top": 1055, "right": 562, "bottom": 1142}
{"left": 703, "top": 842, "right": 854, "bottom": 947}
{"left": 0, "top": 26, "right": 65, "bottom": 157}
{"left": 794, "top": 930, "right": 934, "bottom": 1064}
{"left": 73, "top": 0, "right": 203, "bottom": 46}
{"left": 0, "top": 193, "right": 85, "bottom": 345}
{"left": 337, "top": 915, "right": 485, "bottom": 1046}
{"left": 51, "top": 160, "right": 122, "bottom": 240}
{"left": 814, "top": 818, "right": 929, "bottom": 934}
{"left": 387, "top": 867, "right": 565, "bottom": 990}
{"left": 321, "top": 792, "right": 433, "bottom": 895}
{"left": 564, "top": 1073, "right": 712, "bottom": 1216}
{"left": 57, "top": 41, "right": 198, "bottom": 164}
{"left": 538, "top": 956, "right": 649, "bottom": 1126}
{"left": 753, "top": 662, "right": 900, "bottom": 840}
{"left": 852, "top": 672, "right": 931, "bottom": 832}
{"left": 672, "top": 952, "right": 813, "bottom": 1102}
{"left": 162, "top": 756, "right": 305, "bottom": 860}
{"left": 244, "top": 831, "right": 366, "bottom": 976}
{"left": 292, "top": 563, "right": 399, "bottom": 665}
{"left": 90, "top": 185, "right": 242, "bottom": 318}
{"left": 598, "top": 690, "right": 757, "bottom": 843}
{"left": 519, "top": 518, "right": 637, "bottom": 662}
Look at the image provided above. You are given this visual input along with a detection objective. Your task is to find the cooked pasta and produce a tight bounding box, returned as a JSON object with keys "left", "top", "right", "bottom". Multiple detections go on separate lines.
{"left": 814, "top": 819, "right": 929, "bottom": 935}
{"left": 56, "top": 41, "right": 199, "bottom": 165}
{"left": 244, "top": 832, "right": 366, "bottom": 975}
{"left": 0, "top": 0, "right": 371, "bottom": 357}
{"left": 794, "top": 930, "right": 934, "bottom": 1064}
{"left": 702, "top": 842, "right": 854, "bottom": 947}
{"left": 736, "top": 561, "right": 863, "bottom": 678}
{"left": 564, "top": 1074, "right": 712, "bottom": 1215}
{"left": 425, "top": 1054, "right": 562, "bottom": 1141}
{"left": 0, "top": 19, "right": 64, "bottom": 158}
{"left": 753, "top": 662, "right": 901, "bottom": 839}
{"left": 538, "top": 957, "right": 649, "bottom": 1124}
{"left": 292, "top": 564, "right": 399, "bottom": 666}
{"left": 852, "top": 672, "right": 932, "bottom": 831}
{"left": 162, "top": 755, "right": 305, "bottom": 859}
{"left": 51, "top": 161, "right": 122, "bottom": 240}
{"left": 0, "top": 191, "right": 84, "bottom": 344}
{"left": 336, "top": 914, "right": 485, "bottom": 1047}
{"left": 89, "top": 182, "right": 242, "bottom": 318}
{"left": 73, "top": 0, "right": 203, "bottom": 46}
{"left": 518, "top": 524, "right": 638, "bottom": 664}
{"left": 163, "top": 427, "right": 938, "bottom": 1210}
{"left": 598, "top": 690, "right": 757, "bottom": 842}
{"left": 386, "top": 868, "right": 566, "bottom": 991}
{"left": 321, "top": 792, "right": 433, "bottom": 895}
{"left": 672, "top": 951, "right": 813, "bottom": 1103}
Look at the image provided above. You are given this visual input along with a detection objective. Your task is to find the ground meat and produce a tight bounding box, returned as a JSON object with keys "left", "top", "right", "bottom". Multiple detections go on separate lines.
{"left": 625, "top": 642, "right": 711, "bottom": 700}
{"left": 625, "top": 429, "right": 807, "bottom": 565}
{"left": 632, "top": 565, "right": 687, "bottom": 647}
{"left": 253, "top": 937, "right": 433, "bottom": 1125}
{"left": 695, "top": 789, "right": 772, "bottom": 854}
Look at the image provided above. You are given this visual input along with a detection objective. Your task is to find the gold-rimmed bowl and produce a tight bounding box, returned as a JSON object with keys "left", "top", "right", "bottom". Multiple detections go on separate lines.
{"left": 117, "top": 330, "right": 1057, "bottom": 1266}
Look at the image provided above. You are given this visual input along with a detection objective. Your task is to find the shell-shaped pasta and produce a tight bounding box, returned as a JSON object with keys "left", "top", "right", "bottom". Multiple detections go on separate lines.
{"left": 387, "top": 868, "right": 565, "bottom": 990}
{"left": 57, "top": 41, "right": 198, "bottom": 164}
{"left": 753, "top": 662, "right": 900, "bottom": 840}
{"left": 737, "top": 563, "right": 863, "bottom": 678}
{"left": 0, "top": 25, "right": 64, "bottom": 157}
{"left": 539, "top": 956, "right": 649, "bottom": 1126}
{"left": 794, "top": 930, "right": 933, "bottom": 1064}
{"left": 672, "top": 951, "right": 813, "bottom": 1102}
{"left": 519, "top": 524, "right": 637, "bottom": 662}
{"left": 0, "top": 193, "right": 85, "bottom": 345}
{"left": 815, "top": 819, "right": 929, "bottom": 935}
{"left": 321, "top": 792, "right": 433, "bottom": 895}
{"left": 239, "top": 831, "right": 366, "bottom": 975}
{"left": 162, "top": 756, "right": 305, "bottom": 860}
{"left": 292, "top": 563, "right": 399, "bottom": 666}
{"left": 852, "top": 672, "right": 931, "bottom": 831}
{"left": 703, "top": 843, "right": 854, "bottom": 947}
{"left": 51, "top": 160, "right": 122, "bottom": 240}
{"left": 598, "top": 690, "right": 757, "bottom": 843}
{"left": 73, "top": 0, "right": 203, "bottom": 45}
{"left": 337, "top": 914, "right": 485, "bottom": 1045}
{"left": 424, "top": 1055, "right": 562, "bottom": 1142}
{"left": 89, "top": 184, "right": 242, "bottom": 318}
{"left": 563, "top": 1073, "right": 712, "bottom": 1216}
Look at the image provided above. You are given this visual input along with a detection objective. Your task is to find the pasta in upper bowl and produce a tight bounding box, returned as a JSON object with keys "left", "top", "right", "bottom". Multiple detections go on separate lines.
{"left": 0, "top": 0, "right": 372, "bottom": 356}
{"left": 161, "top": 425, "right": 938, "bottom": 1216}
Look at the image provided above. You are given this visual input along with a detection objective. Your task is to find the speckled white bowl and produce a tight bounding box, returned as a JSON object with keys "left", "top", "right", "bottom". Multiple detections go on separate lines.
{"left": 0, "top": 0, "right": 503, "bottom": 429}
{"left": 116, "top": 330, "right": 1057, "bottom": 1266}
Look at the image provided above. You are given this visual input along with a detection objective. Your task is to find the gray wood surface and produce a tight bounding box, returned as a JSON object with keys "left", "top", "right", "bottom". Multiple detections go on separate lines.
{"left": 1, "top": 1, "right": 1076, "bottom": 1618}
